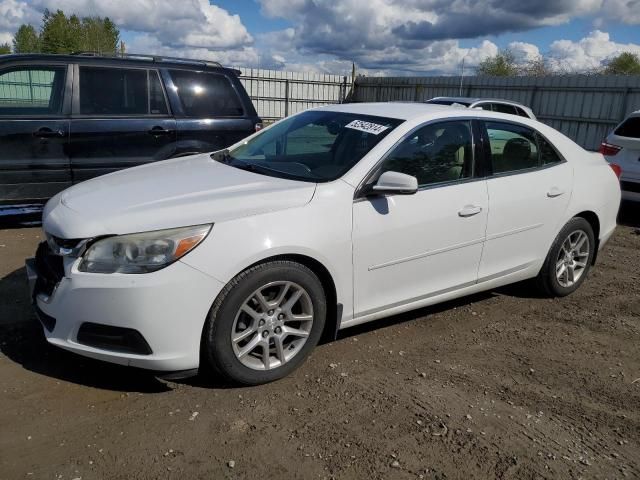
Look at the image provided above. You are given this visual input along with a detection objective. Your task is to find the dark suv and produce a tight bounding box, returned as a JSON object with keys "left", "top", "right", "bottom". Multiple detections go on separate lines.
{"left": 0, "top": 53, "right": 261, "bottom": 212}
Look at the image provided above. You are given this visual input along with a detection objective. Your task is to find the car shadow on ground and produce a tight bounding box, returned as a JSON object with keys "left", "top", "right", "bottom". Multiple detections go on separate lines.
{"left": 618, "top": 200, "right": 640, "bottom": 228}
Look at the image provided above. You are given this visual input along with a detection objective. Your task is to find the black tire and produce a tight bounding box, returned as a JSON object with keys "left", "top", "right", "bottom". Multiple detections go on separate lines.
{"left": 536, "top": 217, "right": 595, "bottom": 297}
{"left": 202, "top": 260, "right": 326, "bottom": 385}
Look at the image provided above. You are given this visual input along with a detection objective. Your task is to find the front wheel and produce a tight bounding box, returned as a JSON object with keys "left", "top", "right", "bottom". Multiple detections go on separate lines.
{"left": 202, "top": 261, "right": 326, "bottom": 385}
{"left": 536, "top": 217, "right": 595, "bottom": 297}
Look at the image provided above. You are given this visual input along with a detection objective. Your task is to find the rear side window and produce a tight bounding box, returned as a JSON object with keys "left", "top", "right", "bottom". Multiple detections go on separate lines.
{"left": 486, "top": 121, "right": 539, "bottom": 174}
{"left": 381, "top": 120, "right": 474, "bottom": 187}
{"left": 537, "top": 134, "right": 562, "bottom": 165}
{"left": 0, "top": 66, "right": 66, "bottom": 115}
{"left": 615, "top": 116, "right": 640, "bottom": 138}
{"left": 492, "top": 103, "right": 518, "bottom": 115}
{"left": 169, "top": 70, "right": 243, "bottom": 117}
{"left": 515, "top": 106, "right": 530, "bottom": 118}
{"left": 79, "top": 67, "right": 167, "bottom": 115}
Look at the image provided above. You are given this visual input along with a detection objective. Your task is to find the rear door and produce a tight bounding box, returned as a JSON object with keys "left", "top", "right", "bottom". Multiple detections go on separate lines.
{"left": 164, "top": 69, "right": 255, "bottom": 155}
{"left": 69, "top": 64, "right": 176, "bottom": 182}
{"left": 477, "top": 120, "right": 572, "bottom": 280}
{"left": 0, "top": 63, "right": 71, "bottom": 205}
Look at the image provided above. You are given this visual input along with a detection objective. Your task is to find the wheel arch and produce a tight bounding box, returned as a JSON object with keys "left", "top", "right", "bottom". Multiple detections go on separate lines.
{"left": 573, "top": 210, "right": 601, "bottom": 264}
{"left": 244, "top": 254, "right": 341, "bottom": 343}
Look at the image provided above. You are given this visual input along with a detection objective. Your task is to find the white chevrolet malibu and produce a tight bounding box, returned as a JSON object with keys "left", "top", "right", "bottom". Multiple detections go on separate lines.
{"left": 27, "top": 103, "right": 621, "bottom": 385}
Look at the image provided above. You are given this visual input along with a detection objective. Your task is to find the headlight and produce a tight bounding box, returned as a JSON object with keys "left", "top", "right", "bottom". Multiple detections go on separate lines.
{"left": 78, "top": 224, "right": 212, "bottom": 274}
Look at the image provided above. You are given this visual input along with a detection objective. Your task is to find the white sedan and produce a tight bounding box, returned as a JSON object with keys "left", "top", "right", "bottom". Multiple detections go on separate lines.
{"left": 28, "top": 103, "right": 621, "bottom": 385}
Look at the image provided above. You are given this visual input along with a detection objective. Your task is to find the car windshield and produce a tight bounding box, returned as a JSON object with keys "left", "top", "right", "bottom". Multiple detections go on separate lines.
{"left": 215, "top": 110, "right": 404, "bottom": 182}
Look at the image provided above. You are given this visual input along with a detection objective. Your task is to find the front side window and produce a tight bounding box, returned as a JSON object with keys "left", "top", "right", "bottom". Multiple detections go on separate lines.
{"left": 79, "top": 67, "right": 166, "bottom": 115}
{"left": 220, "top": 110, "right": 403, "bottom": 182}
{"left": 486, "top": 121, "right": 539, "bottom": 174}
{"left": 0, "top": 66, "right": 66, "bottom": 115}
{"left": 169, "top": 70, "right": 243, "bottom": 117}
{"left": 380, "top": 120, "right": 473, "bottom": 187}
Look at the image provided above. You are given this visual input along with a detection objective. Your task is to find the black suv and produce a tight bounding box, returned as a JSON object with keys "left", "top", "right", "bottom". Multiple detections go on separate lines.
{"left": 0, "top": 53, "right": 261, "bottom": 212}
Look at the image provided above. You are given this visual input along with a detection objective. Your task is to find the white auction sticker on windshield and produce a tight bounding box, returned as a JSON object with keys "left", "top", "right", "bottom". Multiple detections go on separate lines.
{"left": 344, "top": 120, "right": 389, "bottom": 135}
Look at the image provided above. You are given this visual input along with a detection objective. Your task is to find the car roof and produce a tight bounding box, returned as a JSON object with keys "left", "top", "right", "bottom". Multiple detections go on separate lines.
{"left": 315, "top": 102, "right": 539, "bottom": 124}
{"left": 0, "top": 53, "right": 239, "bottom": 74}
{"left": 430, "top": 96, "right": 529, "bottom": 107}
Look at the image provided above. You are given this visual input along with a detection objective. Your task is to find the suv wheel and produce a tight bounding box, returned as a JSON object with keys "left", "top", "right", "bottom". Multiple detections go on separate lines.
{"left": 202, "top": 261, "right": 326, "bottom": 385}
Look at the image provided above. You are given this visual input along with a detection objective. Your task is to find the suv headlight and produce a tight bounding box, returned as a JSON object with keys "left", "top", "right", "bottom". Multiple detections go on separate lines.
{"left": 78, "top": 225, "right": 212, "bottom": 274}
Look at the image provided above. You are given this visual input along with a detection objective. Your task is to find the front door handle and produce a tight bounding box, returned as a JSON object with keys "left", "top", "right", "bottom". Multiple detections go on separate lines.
{"left": 458, "top": 205, "right": 483, "bottom": 217}
{"left": 148, "top": 127, "right": 172, "bottom": 136}
{"left": 33, "top": 127, "right": 64, "bottom": 138}
{"left": 547, "top": 187, "right": 565, "bottom": 198}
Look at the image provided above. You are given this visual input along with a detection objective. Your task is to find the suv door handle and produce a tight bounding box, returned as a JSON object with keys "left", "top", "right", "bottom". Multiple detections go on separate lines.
{"left": 547, "top": 187, "right": 565, "bottom": 198}
{"left": 458, "top": 205, "right": 483, "bottom": 217}
{"left": 148, "top": 127, "right": 172, "bottom": 136}
{"left": 33, "top": 127, "right": 64, "bottom": 138}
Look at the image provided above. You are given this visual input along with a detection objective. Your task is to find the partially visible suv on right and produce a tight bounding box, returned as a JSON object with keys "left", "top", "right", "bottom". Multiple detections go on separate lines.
{"left": 600, "top": 110, "right": 640, "bottom": 201}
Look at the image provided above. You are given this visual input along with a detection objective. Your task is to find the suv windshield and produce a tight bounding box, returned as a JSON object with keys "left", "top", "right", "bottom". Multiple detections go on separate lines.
{"left": 216, "top": 110, "right": 404, "bottom": 182}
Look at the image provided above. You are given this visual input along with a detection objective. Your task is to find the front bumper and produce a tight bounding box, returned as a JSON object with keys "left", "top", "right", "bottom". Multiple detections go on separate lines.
{"left": 27, "top": 253, "right": 224, "bottom": 371}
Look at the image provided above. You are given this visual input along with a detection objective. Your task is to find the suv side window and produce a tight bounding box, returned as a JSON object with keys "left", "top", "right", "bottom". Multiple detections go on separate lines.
{"left": 486, "top": 121, "right": 539, "bottom": 174}
{"left": 477, "top": 103, "right": 493, "bottom": 111}
{"left": 169, "top": 70, "right": 243, "bottom": 117}
{"left": 79, "top": 66, "right": 167, "bottom": 115}
{"left": 380, "top": 120, "right": 473, "bottom": 187}
{"left": 515, "top": 106, "right": 529, "bottom": 118}
{"left": 492, "top": 103, "right": 518, "bottom": 115}
{"left": 0, "top": 65, "right": 66, "bottom": 115}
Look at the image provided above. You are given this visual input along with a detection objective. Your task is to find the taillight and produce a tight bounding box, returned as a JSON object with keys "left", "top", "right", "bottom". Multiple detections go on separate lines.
{"left": 255, "top": 122, "right": 263, "bottom": 132}
{"left": 609, "top": 163, "right": 622, "bottom": 179}
{"left": 599, "top": 141, "right": 622, "bottom": 156}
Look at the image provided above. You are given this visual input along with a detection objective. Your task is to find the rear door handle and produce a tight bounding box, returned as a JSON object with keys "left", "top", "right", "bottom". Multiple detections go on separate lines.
{"left": 148, "top": 127, "right": 172, "bottom": 136}
{"left": 458, "top": 205, "right": 483, "bottom": 217}
{"left": 547, "top": 187, "right": 565, "bottom": 198}
{"left": 33, "top": 127, "right": 64, "bottom": 138}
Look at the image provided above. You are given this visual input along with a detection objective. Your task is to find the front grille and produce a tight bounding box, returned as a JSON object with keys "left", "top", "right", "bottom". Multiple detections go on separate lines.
{"left": 621, "top": 181, "right": 640, "bottom": 194}
{"left": 77, "top": 323, "right": 153, "bottom": 355}
{"left": 34, "top": 241, "right": 64, "bottom": 297}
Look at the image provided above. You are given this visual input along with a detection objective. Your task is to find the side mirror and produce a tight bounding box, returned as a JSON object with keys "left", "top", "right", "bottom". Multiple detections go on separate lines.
{"left": 371, "top": 171, "right": 418, "bottom": 195}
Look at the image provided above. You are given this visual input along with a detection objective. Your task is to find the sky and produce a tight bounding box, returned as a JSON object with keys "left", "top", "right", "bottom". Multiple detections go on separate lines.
{"left": 1, "top": 0, "right": 640, "bottom": 76}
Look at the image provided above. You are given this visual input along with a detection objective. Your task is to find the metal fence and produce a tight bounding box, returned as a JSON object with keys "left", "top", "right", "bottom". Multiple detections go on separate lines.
{"left": 238, "top": 68, "right": 351, "bottom": 123}
{"left": 353, "top": 75, "right": 640, "bottom": 150}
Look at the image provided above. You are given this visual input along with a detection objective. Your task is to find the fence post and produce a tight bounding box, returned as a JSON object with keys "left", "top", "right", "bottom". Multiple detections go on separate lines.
{"left": 341, "top": 76, "right": 347, "bottom": 103}
{"left": 284, "top": 78, "right": 290, "bottom": 117}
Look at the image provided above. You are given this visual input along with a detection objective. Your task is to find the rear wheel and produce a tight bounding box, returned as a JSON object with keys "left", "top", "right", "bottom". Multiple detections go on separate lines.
{"left": 202, "top": 261, "right": 326, "bottom": 385}
{"left": 536, "top": 217, "right": 595, "bottom": 297}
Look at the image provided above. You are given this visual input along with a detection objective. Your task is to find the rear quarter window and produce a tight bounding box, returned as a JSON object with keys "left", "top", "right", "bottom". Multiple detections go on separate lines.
{"left": 169, "top": 70, "right": 244, "bottom": 117}
{"left": 614, "top": 116, "right": 640, "bottom": 138}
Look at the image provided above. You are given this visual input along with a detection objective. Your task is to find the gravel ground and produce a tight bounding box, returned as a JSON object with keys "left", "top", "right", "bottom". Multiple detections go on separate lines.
{"left": 0, "top": 203, "right": 639, "bottom": 480}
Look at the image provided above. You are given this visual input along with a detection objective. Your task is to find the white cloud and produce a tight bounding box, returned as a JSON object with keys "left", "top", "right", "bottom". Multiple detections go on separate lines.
{"left": 599, "top": 0, "right": 640, "bottom": 24}
{"left": 549, "top": 30, "right": 640, "bottom": 72}
{"left": 0, "top": 0, "right": 40, "bottom": 44}
{"left": 508, "top": 42, "right": 542, "bottom": 63}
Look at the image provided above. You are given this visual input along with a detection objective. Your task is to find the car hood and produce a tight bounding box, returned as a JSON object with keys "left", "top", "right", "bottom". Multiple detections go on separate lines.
{"left": 43, "top": 153, "right": 317, "bottom": 239}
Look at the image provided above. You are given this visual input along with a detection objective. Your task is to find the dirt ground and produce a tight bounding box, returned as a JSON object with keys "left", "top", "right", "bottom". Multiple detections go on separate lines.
{"left": 0, "top": 204, "right": 639, "bottom": 480}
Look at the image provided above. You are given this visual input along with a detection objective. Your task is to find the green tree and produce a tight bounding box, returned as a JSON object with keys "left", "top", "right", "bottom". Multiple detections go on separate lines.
{"left": 13, "top": 24, "right": 40, "bottom": 53}
{"left": 522, "top": 56, "right": 553, "bottom": 77}
{"left": 0, "top": 43, "right": 10, "bottom": 54}
{"left": 477, "top": 50, "right": 519, "bottom": 77}
{"left": 604, "top": 52, "right": 640, "bottom": 75}
{"left": 40, "top": 9, "right": 81, "bottom": 53}
{"left": 81, "top": 16, "right": 120, "bottom": 54}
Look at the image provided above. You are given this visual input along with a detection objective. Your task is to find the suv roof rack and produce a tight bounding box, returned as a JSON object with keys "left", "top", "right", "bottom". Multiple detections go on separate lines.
{"left": 71, "top": 51, "right": 223, "bottom": 68}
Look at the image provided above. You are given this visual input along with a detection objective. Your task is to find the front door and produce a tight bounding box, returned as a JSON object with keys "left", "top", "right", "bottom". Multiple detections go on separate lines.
{"left": 0, "top": 64, "right": 71, "bottom": 205}
{"left": 352, "top": 120, "right": 488, "bottom": 320}
{"left": 69, "top": 65, "right": 176, "bottom": 182}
